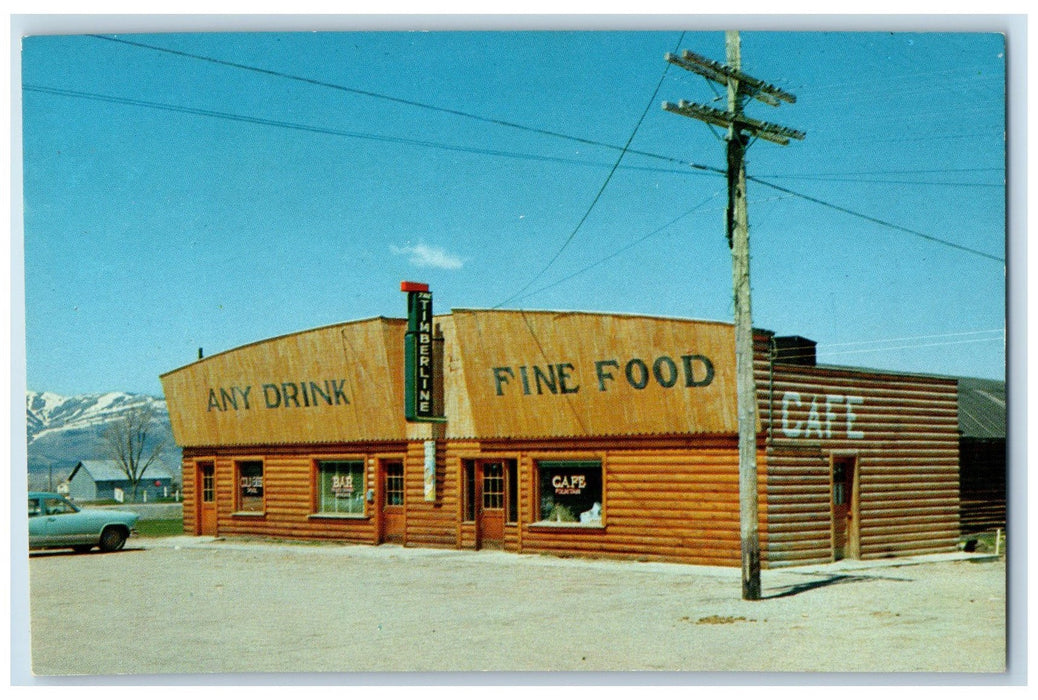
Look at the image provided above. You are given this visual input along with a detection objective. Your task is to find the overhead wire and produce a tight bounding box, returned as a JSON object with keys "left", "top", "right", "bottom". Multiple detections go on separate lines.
{"left": 821, "top": 328, "right": 1004, "bottom": 349}
{"left": 93, "top": 36, "right": 1003, "bottom": 186}
{"left": 744, "top": 173, "right": 1005, "bottom": 263}
{"left": 24, "top": 80, "right": 1005, "bottom": 269}
{"left": 493, "top": 32, "right": 688, "bottom": 309}
{"left": 24, "top": 35, "right": 1007, "bottom": 369}
{"left": 773, "top": 329, "right": 1004, "bottom": 364}
{"left": 86, "top": 33, "right": 694, "bottom": 170}
{"left": 29, "top": 35, "right": 1006, "bottom": 276}
{"left": 508, "top": 190, "right": 723, "bottom": 305}
{"left": 822, "top": 335, "right": 1005, "bottom": 358}
{"left": 749, "top": 174, "right": 1002, "bottom": 188}
{"left": 21, "top": 83, "right": 693, "bottom": 174}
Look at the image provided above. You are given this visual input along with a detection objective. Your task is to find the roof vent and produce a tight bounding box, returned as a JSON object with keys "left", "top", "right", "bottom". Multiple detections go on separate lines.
{"left": 773, "top": 335, "right": 817, "bottom": 366}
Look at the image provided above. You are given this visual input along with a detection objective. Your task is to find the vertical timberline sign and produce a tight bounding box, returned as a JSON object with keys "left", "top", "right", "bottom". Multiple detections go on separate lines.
{"left": 402, "top": 281, "right": 437, "bottom": 421}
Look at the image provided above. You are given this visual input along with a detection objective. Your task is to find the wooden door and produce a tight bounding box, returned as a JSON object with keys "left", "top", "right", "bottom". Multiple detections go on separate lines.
{"left": 197, "top": 462, "right": 218, "bottom": 536}
{"left": 832, "top": 457, "right": 859, "bottom": 560}
{"left": 380, "top": 461, "right": 406, "bottom": 544}
{"left": 477, "top": 462, "right": 505, "bottom": 549}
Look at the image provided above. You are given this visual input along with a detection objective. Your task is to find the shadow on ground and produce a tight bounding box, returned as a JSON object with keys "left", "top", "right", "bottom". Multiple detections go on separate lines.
{"left": 765, "top": 572, "right": 910, "bottom": 599}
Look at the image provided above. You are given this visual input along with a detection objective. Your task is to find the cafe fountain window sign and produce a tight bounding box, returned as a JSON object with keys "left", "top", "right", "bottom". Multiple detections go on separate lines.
{"left": 537, "top": 461, "right": 602, "bottom": 526}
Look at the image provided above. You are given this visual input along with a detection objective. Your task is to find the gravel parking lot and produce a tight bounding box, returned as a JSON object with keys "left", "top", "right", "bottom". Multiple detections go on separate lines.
{"left": 26, "top": 536, "right": 1006, "bottom": 677}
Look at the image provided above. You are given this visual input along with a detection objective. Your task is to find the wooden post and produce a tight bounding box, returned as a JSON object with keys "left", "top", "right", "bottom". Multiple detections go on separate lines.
{"left": 663, "top": 32, "right": 803, "bottom": 599}
{"left": 725, "top": 30, "right": 762, "bottom": 601}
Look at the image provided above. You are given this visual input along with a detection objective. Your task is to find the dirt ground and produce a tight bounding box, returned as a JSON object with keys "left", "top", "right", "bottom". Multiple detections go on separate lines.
{"left": 24, "top": 536, "right": 1006, "bottom": 677}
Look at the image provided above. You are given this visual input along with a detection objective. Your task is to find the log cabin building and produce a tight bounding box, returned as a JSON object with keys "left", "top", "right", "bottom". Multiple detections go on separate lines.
{"left": 160, "top": 307, "right": 962, "bottom": 568}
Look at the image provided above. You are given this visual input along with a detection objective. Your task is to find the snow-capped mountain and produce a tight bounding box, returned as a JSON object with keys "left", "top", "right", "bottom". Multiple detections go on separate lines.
{"left": 25, "top": 391, "right": 181, "bottom": 487}
{"left": 27, "top": 391, "right": 167, "bottom": 443}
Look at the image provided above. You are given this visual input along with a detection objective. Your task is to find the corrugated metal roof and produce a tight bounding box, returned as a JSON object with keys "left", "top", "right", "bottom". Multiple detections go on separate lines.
{"left": 72, "top": 460, "right": 174, "bottom": 482}
{"left": 958, "top": 377, "right": 1006, "bottom": 439}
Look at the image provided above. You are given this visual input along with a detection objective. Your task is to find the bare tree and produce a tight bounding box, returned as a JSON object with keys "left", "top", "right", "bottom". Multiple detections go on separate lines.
{"left": 101, "top": 404, "right": 166, "bottom": 502}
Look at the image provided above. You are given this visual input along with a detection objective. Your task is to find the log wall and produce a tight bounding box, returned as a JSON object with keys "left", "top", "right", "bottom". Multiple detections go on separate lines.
{"left": 182, "top": 443, "right": 406, "bottom": 544}
{"left": 181, "top": 435, "right": 763, "bottom": 566}
{"left": 759, "top": 357, "right": 960, "bottom": 567}
{"left": 446, "top": 436, "right": 763, "bottom": 567}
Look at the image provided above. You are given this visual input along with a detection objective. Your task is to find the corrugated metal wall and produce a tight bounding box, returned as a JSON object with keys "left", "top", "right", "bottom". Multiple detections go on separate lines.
{"left": 959, "top": 438, "right": 1006, "bottom": 534}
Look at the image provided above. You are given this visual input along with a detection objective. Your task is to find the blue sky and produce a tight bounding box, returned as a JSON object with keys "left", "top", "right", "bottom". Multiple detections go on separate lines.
{"left": 18, "top": 24, "right": 1009, "bottom": 396}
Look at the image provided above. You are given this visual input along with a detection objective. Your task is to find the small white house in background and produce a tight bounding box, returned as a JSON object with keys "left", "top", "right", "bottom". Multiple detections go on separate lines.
{"left": 64, "top": 460, "right": 175, "bottom": 502}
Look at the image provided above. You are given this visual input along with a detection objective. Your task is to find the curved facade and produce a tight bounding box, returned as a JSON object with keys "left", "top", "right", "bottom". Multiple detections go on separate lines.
{"left": 161, "top": 310, "right": 960, "bottom": 567}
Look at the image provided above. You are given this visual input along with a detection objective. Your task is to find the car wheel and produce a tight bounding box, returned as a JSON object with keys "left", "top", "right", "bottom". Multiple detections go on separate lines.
{"left": 99, "top": 527, "right": 127, "bottom": 552}
{"left": 72, "top": 545, "right": 94, "bottom": 554}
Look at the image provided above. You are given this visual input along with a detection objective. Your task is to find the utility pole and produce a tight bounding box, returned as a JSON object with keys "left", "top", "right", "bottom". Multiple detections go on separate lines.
{"left": 664, "top": 31, "right": 804, "bottom": 600}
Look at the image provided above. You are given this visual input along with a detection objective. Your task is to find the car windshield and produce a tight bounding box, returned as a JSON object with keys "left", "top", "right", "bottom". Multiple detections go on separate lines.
{"left": 36, "top": 497, "right": 81, "bottom": 516}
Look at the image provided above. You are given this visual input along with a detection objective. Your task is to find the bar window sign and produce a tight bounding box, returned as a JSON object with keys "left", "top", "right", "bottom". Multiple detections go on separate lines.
{"left": 402, "top": 281, "right": 440, "bottom": 421}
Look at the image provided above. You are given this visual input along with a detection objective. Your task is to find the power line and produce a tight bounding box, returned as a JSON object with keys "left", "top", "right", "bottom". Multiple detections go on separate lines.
{"left": 22, "top": 83, "right": 690, "bottom": 174}
{"left": 821, "top": 334, "right": 1005, "bottom": 358}
{"left": 772, "top": 328, "right": 1004, "bottom": 365}
{"left": 750, "top": 174, "right": 1003, "bottom": 188}
{"left": 759, "top": 167, "right": 1003, "bottom": 177}
{"left": 745, "top": 174, "right": 1005, "bottom": 263}
{"left": 509, "top": 190, "right": 723, "bottom": 304}
{"left": 88, "top": 36, "right": 1006, "bottom": 183}
{"left": 31, "top": 79, "right": 998, "bottom": 192}
{"left": 26, "top": 81, "right": 1005, "bottom": 266}
{"left": 774, "top": 328, "right": 1004, "bottom": 363}
{"left": 823, "top": 328, "right": 1004, "bottom": 349}
{"left": 87, "top": 33, "right": 693, "bottom": 170}
{"left": 493, "top": 32, "right": 687, "bottom": 309}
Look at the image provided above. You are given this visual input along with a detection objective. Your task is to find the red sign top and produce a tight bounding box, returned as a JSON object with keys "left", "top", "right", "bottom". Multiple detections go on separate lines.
{"left": 400, "top": 281, "right": 430, "bottom": 293}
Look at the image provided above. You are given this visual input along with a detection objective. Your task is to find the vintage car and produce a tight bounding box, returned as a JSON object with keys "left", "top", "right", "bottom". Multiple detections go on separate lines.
{"left": 28, "top": 492, "right": 140, "bottom": 553}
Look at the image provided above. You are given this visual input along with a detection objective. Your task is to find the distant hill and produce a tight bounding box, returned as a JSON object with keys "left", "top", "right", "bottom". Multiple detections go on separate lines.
{"left": 25, "top": 391, "right": 181, "bottom": 490}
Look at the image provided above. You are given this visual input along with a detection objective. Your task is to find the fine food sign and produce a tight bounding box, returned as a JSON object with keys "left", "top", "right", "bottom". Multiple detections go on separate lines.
{"left": 449, "top": 310, "right": 740, "bottom": 437}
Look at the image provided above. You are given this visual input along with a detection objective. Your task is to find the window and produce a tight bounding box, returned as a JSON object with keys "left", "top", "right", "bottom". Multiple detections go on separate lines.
{"left": 236, "top": 460, "right": 264, "bottom": 513}
{"left": 384, "top": 462, "right": 404, "bottom": 507}
{"left": 463, "top": 460, "right": 518, "bottom": 523}
{"left": 316, "top": 460, "right": 366, "bottom": 515}
{"left": 506, "top": 461, "right": 518, "bottom": 524}
{"left": 833, "top": 462, "right": 847, "bottom": 506}
{"left": 200, "top": 463, "right": 215, "bottom": 503}
{"left": 463, "top": 461, "right": 476, "bottom": 521}
{"left": 43, "top": 497, "right": 79, "bottom": 516}
{"left": 483, "top": 462, "right": 504, "bottom": 509}
{"left": 537, "top": 461, "right": 603, "bottom": 525}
